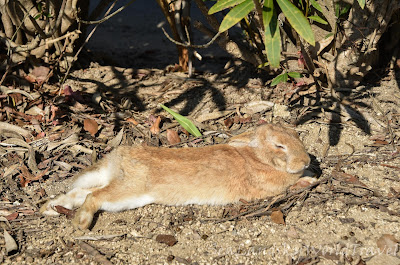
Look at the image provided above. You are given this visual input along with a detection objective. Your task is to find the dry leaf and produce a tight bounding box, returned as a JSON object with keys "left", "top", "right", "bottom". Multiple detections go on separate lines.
{"left": 333, "top": 171, "right": 366, "bottom": 186}
{"left": 4, "top": 229, "right": 18, "bottom": 254}
{"left": 64, "top": 85, "right": 84, "bottom": 103}
{"left": 126, "top": 117, "right": 139, "bottom": 125}
{"left": 84, "top": 119, "right": 98, "bottom": 136}
{"left": 373, "top": 140, "right": 389, "bottom": 145}
{"left": 377, "top": 234, "right": 399, "bottom": 255}
{"left": 156, "top": 234, "right": 178, "bottom": 246}
{"left": 150, "top": 116, "right": 161, "bottom": 135}
{"left": 224, "top": 118, "right": 234, "bottom": 128}
{"left": 5, "top": 212, "right": 18, "bottom": 221}
{"left": 54, "top": 205, "right": 75, "bottom": 219}
{"left": 241, "top": 101, "right": 274, "bottom": 114}
{"left": 166, "top": 129, "right": 181, "bottom": 144}
{"left": 270, "top": 210, "right": 285, "bottom": 225}
{"left": 18, "top": 174, "right": 30, "bottom": 188}
{"left": 31, "top": 66, "right": 51, "bottom": 83}
{"left": 108, "top": 128, "right": 124, "bottom": 148}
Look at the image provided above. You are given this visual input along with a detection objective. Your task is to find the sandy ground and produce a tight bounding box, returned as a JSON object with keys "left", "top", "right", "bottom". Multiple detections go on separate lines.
{"left": 1, "top": 1, "right": 400, "bottom": 264}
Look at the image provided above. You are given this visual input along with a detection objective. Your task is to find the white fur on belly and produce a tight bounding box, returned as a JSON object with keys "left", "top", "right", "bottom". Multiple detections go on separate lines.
{"left": 100, "top": 194, "right": 155, "bottom": 212}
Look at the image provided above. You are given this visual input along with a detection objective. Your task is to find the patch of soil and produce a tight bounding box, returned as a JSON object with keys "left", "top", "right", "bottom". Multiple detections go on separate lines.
{"left": 1, "top": 2, "right": 400, "bottom": 263}
{"left": 1, "top": 60, "right": 400, "bottom": 264}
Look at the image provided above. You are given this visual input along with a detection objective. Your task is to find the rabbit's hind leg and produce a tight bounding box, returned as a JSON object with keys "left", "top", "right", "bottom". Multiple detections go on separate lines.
{"left": 40, "top": 187, "right": 97, "bottom": 216}
{"left": 72, "top": 181, "right": 154, "bottom": 230}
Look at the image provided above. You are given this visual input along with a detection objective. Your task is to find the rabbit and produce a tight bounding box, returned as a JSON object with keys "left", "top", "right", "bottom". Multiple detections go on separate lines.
{"left": 40, "top": 123, "right": 311, "bottom": 230}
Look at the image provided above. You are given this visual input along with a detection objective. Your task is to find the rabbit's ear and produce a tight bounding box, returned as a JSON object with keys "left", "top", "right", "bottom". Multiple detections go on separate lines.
{"left": 228, "top": 132, "right": 259, "bottom": 148}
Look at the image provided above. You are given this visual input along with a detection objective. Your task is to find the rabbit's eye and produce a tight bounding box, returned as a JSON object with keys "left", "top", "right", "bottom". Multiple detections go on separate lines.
{"left": 275, "top": 144, "right": 286, "bottom": 150}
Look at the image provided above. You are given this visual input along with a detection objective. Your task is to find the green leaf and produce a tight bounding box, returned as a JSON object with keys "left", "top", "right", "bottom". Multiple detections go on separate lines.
{"left": 257, "top": 62, "right": 269, "bottom": 68}
{"left": 357, "top": 0, "right": 365, "bottom": 9}
{"left": 209, "top": 0, "right": 246, "bottom": 14}
{"left": 34, "top": 14, "right": 41, "bottom": 20}
{"left": 159, "top": 104, "right": 202, "bottom": 137}
{"left": 219, "top": 0, "right": 254, "bottom": 32}
{"left": 275, "top": 0, "right": 315, "bottom": 46}
{"left": 336, "top": 3, "right": 351, "bottom": 18}
{"left": 271, "top": 72, "right": 288, "bottom": 86}
{"left": 309, "top": 0, "right": 323, "bottom": 12}
{"left": 288, "top": 72, "right": 302, "bottom": 78}
{"left": 308, "top": 15, "right": 328, "bottom": 25}
{"left": 263, "top": 2, "right": 281, "bottom": 68}
{"left": 263, "top": 0, "right": 274, "bottom": 25}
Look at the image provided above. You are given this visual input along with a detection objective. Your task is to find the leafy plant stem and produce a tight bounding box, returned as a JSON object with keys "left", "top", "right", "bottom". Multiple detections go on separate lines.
{"left": 305, "top": 0, "right": 309, "bottom": 17}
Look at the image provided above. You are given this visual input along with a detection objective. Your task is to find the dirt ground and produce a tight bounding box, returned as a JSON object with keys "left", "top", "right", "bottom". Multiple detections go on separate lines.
{"left": 1, "top": 1, "right": 400, "bottom": 264}
{"left": 1, "top": 60, "right": 400, "bottom": 264}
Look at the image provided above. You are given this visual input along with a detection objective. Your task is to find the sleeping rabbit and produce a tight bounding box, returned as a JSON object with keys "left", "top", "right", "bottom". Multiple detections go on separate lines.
{"left": 40, "top": 123, "right": 311, "bottom": 230}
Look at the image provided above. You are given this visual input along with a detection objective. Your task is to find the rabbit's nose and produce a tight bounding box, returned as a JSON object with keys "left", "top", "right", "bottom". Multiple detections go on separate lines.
{"left": 287, "top": 156, "right": 311, "bottom": 174}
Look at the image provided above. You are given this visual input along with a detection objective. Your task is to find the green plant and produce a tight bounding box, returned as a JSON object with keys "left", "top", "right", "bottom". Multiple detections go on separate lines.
{"left": 209, "top": 0, "right": 320, "bottom": 68}
{"left": 270, "top": 71, "right": 302, "bottom": 86}
{"left": 208, "top": 0, "right": 365, "bottom": 70}
{"left": 159, "top": 104, "right": 202, "bottom": 137}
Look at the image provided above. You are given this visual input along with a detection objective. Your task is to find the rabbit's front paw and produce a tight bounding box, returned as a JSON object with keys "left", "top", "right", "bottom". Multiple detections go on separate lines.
{"left": 290, "top": 177, "right": 318, "bottom": 190}
{"left": 72, "top": 207, "right": 94, "bottom": 230}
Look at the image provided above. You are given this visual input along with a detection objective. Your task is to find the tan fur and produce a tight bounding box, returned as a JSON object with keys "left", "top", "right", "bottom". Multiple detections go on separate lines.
{"left": 40, "top": 124, "right": 310, "bottom": 230}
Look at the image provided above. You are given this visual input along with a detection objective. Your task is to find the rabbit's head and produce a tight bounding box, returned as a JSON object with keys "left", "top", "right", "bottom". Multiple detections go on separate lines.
{"left": 228, "top": 124, "right": 310, "bottom": 174}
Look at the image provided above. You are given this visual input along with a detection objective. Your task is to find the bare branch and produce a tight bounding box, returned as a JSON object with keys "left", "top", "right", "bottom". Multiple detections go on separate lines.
{"left": 161, "top": 26, "right": 221, "bottom": 49}
{"left": 78, "top": 0, "right": 137, "bottom": 25}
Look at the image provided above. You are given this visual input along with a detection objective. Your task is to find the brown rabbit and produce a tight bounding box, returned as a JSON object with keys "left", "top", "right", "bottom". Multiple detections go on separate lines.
{"left": 40, "top": 124, "right": 311, "bottom": 230}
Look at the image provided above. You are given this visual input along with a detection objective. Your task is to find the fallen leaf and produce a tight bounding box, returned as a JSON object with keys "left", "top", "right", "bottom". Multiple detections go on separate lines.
{"left": 181, "top": 128, "right": 189, "bottom": 136}
{"left": 54, "top": 206, "right": 75, "bottom": 219}
{"left": 270, "top": 210, "right": 285, "bottom": 225}
{"left": 377, "top": 234, "right": 399, "bottom": 256}
{"left": 63, "top": 85, "right": 84, "bottom": 103}
{"left": 150, "top": 116, "right": 161, "bottom": 135}
{"left": 224, "top": 118, "right": 234, "bottom": 128}
{"left": 31, "top": 66, "right": 51, "bottom": 84}
{"left": 126, "top": 117, "right": 139, "bottom": 125}
{"left": 241, "top": 101, "right": 274, "bottom": 114}
{"left": 233, "top": 116, "right": 252, "bottom": 124}
{"left": 4, "top": 229, "right": 18, "bottom": 254}
{"left": 156, "top": 234, "right": 178, "bottom": 246}
{"left": 84, "top": 119, "right": 98, "bottom": 136}
{"left": 239, "top": 117, "right": 252, "bottom": 123}
{"left": 18, "top": 209, "right": 35, "bottom": 215}
{"left": 108, "top": 128, "right": 124, "bottom": 147}
{"left": 18, "top": 174, "right": 30, "bottom": 188}
{"left": 166, "top": 129, "right": 181, "bottom": 144}
{"left": 239, "top": 199, "right": 249, "bottom": 204}
{"left": 50, "top": 105, "right": 59, "bottom": 121}
{"left": 5, "top": 212, "right": 18, "bottom": 221}
{"left": 373, "top": 140, "right": 389, "bottom": 145}
{"left": 333, "top": 171, "right": 366, "bottom": 186}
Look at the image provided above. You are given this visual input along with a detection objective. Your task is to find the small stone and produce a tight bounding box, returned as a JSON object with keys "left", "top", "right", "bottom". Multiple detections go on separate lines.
{"left": 155, "top": 234, "right": 178, "bottom": 246}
